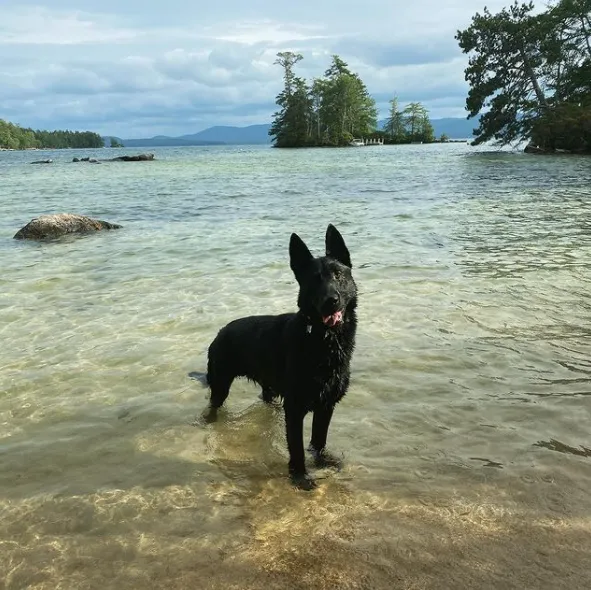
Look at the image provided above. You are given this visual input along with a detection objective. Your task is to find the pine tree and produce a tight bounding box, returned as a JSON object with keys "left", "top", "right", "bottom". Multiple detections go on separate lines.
{"left": 384, "top": 97, "right": 405, "bottom": 142}
{"left": 269, "top": 52, "right": 311, "bottom": 147}
{"left": 269, "top": 53, "right": 378, "bottom": 147}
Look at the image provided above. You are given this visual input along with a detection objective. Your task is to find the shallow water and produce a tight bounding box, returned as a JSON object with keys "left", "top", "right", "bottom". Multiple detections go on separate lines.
{"left": 1, "top": 144, "right": 591, "bottom": 589}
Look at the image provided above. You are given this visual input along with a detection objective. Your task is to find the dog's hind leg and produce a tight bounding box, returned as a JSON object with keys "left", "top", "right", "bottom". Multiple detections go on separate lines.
{"left": 208, "top": 374, "right": 233, "bottom": 409}
{"left": 201, "top": 372, "right": 233, "bottom": 424}
{"left": 206, "top": 353, "right": 234, "bottom": 409}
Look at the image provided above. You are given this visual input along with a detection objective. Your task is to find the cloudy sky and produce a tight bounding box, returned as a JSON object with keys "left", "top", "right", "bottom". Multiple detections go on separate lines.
{"left": 1, "top": 0, "right": 515, "bottom": 138}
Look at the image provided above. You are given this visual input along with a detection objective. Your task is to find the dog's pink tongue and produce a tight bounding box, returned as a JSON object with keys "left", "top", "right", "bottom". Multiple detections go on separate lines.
{"left": 322, "top": 310, "right": 343, "bottom": 327}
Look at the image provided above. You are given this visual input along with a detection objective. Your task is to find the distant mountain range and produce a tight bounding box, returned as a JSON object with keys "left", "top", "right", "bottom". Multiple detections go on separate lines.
{"left": 427, "top": 117, "right": 479, "bottom": 140}
{"left": 106, "top": 118, "right": 479, "bottom": 148}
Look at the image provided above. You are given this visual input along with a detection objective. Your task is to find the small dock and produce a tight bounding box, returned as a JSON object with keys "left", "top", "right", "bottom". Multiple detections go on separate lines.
{"left": 350, "top": 137, "right": 384, "bottom": 147}
{"left": 364, "top": 137, "right": 384, "bottom": 146}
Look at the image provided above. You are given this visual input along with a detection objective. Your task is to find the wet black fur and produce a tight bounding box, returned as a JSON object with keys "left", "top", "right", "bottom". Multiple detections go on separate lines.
{"left": 204, "top": 224, "right": 358, "bottom": 490}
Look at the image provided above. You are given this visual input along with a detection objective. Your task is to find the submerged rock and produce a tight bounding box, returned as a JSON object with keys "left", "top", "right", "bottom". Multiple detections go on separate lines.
{"left": 524, "top": 142, "right": 543, "bottom": 154}
{"left": 109, "top": 153, "right": 155, "bottom": 162}
{"left": 72, "top": 157, "right": 100, "bottom": 163}
{"left": 30, "top": 159, "right": 53, "bottom": 164}
{"left": 13, "top": 213, "right": 122, "bottom": 240}
{"left": 71, "top": 154, "right": 152, "bottom": 163}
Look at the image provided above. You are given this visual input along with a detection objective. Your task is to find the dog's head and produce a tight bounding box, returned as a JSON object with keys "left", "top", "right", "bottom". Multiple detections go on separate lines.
{"left": 289, "top": 224, "right": 357, "bottom": 328}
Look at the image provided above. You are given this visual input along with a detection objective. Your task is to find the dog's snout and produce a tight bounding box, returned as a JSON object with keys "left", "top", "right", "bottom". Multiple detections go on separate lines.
{"left": 323, "top": 294, "right": 340, "bottom": 311}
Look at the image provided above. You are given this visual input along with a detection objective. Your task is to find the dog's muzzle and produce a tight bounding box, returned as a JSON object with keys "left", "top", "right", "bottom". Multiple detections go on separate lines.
{"left": 322, "top": 310, "right": 343, "bottom": 327}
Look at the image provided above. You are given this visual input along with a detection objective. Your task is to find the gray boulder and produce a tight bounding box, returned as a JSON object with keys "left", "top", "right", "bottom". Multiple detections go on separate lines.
{"left": 110, "top": 153, "right": 155, "bottom": 162}
{"left": 14, "top": 213, "right": 122, "bottom": 240}
{"left": 72, "top": 157, "right": 100, "bottom": 163}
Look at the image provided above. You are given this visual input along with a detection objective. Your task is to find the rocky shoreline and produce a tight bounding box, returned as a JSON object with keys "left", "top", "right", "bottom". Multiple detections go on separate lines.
{"left": 27, "top": 153, "right": 155, "bottom": 164}
{"left": 524, "top": 142, "right": 590, "bottom": 155}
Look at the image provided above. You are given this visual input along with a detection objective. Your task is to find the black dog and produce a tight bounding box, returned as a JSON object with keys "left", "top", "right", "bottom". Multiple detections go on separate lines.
{"left": 204, "top": 224, "right": 358, "bottom": 490}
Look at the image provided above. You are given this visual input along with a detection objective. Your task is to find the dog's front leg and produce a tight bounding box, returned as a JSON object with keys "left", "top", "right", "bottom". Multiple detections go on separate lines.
{"left": 284, "top": 403, "right": 316, "bottom": 490}
{"left": 309, "top": 404, "right": 343, "bottom": 470}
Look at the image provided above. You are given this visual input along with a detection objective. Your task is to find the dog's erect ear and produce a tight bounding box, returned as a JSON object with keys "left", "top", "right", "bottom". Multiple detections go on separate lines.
{"left": 325, "top": 224, "right": 352, "bottom": 268}
{"left": 290, "top": 232, "right": 314, "bottom": 277}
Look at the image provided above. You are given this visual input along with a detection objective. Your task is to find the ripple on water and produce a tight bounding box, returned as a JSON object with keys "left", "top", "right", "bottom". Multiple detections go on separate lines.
{"left": 1, "top": 145, "right": 591, "bottom": 588}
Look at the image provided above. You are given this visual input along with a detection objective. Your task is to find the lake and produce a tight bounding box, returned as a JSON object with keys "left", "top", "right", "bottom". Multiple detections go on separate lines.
{"left": 1, "top": 144, "right": 590, "bottom": 589}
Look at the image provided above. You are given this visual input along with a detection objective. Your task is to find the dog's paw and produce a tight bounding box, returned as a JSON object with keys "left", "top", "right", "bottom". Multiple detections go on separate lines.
{"left": 199, "top": 406, "right": 220, "bottom": 425}
{"left": 290, "top": 473, "right": 318, "bottom": 491}
{"left": 309, "top": 447, "right": 344, "bottom": 470}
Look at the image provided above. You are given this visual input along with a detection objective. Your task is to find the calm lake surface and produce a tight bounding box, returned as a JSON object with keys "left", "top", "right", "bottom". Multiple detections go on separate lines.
{"left": 1, "top": 144, "right": 590, "bottom": 589}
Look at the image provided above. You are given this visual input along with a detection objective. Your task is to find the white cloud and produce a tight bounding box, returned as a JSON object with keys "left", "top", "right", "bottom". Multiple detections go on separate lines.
{"left": 0, "top": 0, "right": 525, "bottom": 136}
{"left": 0, "top": 5, "right": 138, "bottom": 45}
{"left": 205, "top": 20, "right": 330, "bottom": 45}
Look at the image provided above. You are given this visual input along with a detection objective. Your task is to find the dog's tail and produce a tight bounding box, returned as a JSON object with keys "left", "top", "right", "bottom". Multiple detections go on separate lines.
{"left": 205, "top": 346, "right": 234, "bottom": 408}
{"left": 188, "top": 371, "right": 208, "bottom": 387}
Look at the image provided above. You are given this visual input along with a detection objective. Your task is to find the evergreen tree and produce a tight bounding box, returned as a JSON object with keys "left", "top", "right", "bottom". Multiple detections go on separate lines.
{"left": 456, "top": 0, "right": 591, "bottom": 152}
{"left": 455, "top": 2, "right": 548, "bottom": 146}
{"left": 402, "top": 103, "right": 434, "bottom": 142}
{"left": 382, "top": 99, "right": 435, "bottom": 144}
{"left": 0, "top": 119, "right": 104, "bottom": 149}
{"left": 269, "top": 52, "right": 310, "bottom": 147}
{"left": 320, "top": 56, "right": 377, "bottom": 145}
{"left": 383, "top": 97, "right": 405, "bottom": 142}
{"left": 269, "top": 53, "right": 377, "bottom": 147}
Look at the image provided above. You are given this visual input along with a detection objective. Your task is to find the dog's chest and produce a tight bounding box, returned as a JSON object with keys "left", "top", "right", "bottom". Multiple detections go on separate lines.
{"left": 303, "top": 334, "right": 350, "bottom": 404}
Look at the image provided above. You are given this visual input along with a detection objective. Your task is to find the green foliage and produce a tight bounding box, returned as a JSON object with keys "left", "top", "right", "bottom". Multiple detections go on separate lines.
{"left": 383, "top": 98, "right": 406, "bottom": 142}
{"left": 110, "top": 137, "right": 124, "bottom": 148}
{"left": 456, "top": 0, "right": 591, "bottom": 152}
{"left": 382, "top": 97, "right": 435, "bottom": 144}
{"left": 269, "top": 53, "right": 378, "bottom": 147}
{"left": 402, "top": 102, "right": 434, "bottom": 142}
{"left": 269, "top": 52, "right": 312, "bottom": 147}
{"left": 544, "top": 0, "right": 591, "bottom": 103}
{"left": 531, "top": 102, "right": 591, "bottom": 151}
{"left": 0, "top": 119, "right": 104, "bottom": 150}
{"left": 455, "top": 2, "right": 548, "bottom": 146}
{"left": 269, "top": 54, "right": 437, "bottom": 148}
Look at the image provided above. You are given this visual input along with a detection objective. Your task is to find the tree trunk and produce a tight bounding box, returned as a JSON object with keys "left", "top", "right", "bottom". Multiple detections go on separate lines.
{"left": 580, "top": 16, "right": 591, "bottom": 58}
{"left": 520, "top": 49, "right": 548, "bottom": 107}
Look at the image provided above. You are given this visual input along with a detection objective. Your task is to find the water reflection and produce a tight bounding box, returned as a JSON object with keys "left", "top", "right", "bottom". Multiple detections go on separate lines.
{"left": 1, "top": 145, "right": 591, "bottom": 588}
{"left": 535, "top": 439, "right": 591, "bottom": 458}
